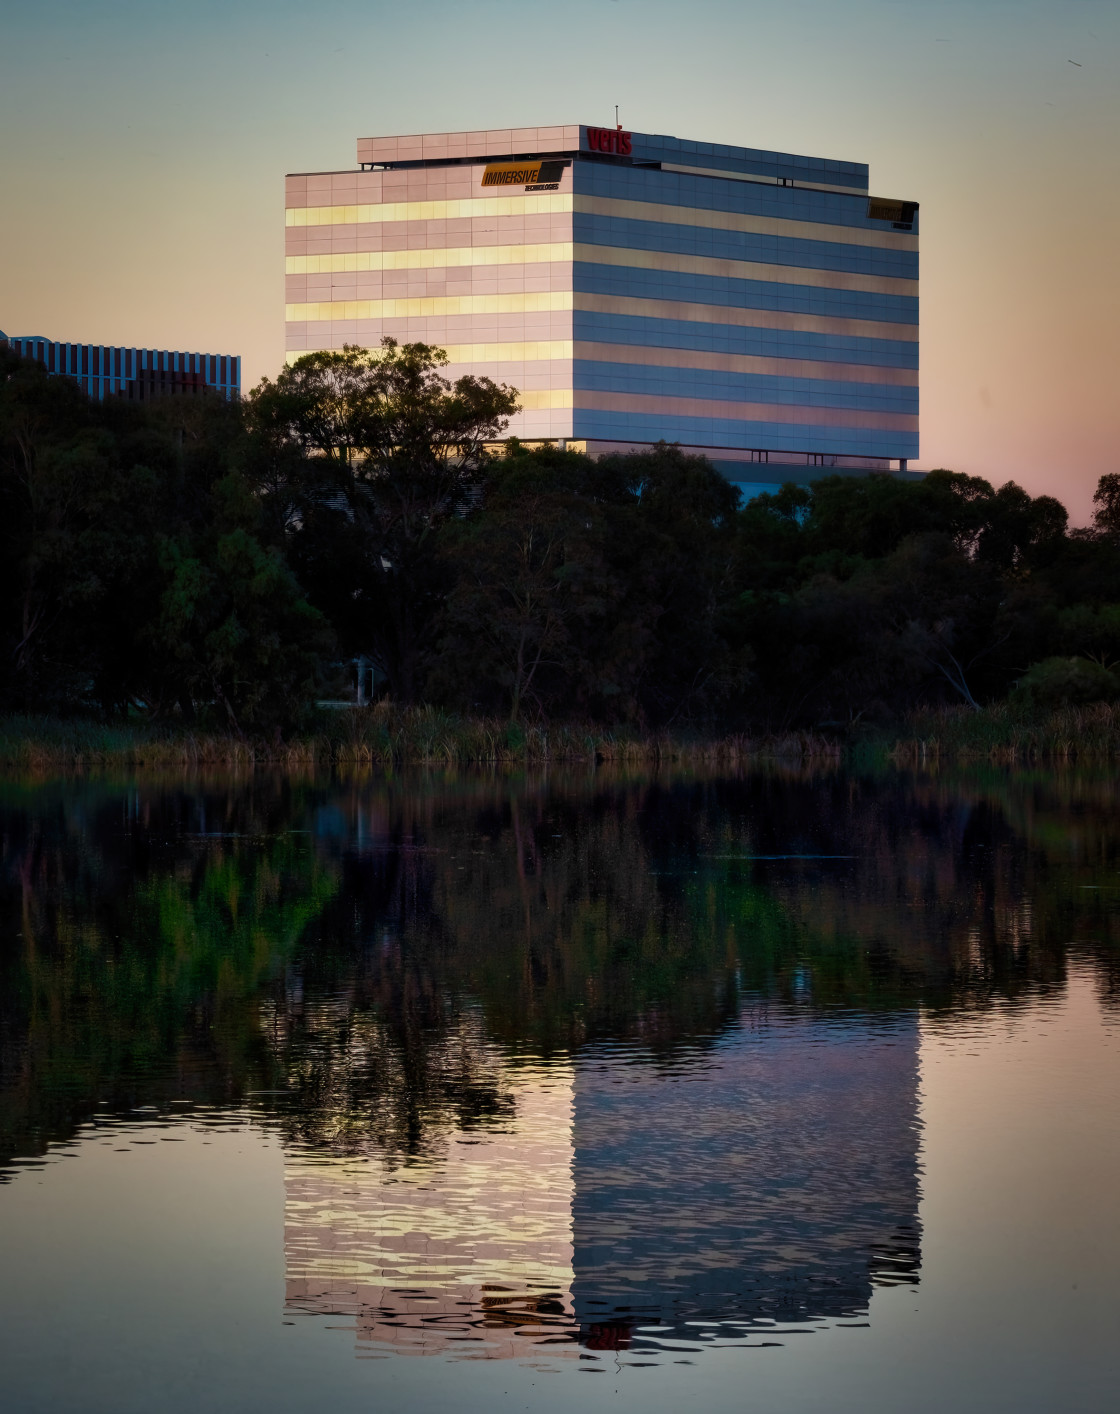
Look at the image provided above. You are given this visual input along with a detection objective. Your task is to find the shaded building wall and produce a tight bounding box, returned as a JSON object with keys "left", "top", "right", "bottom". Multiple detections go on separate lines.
{"left": 571, "top": 1012, "right": 921, "bottom": 1341}
{"left": 570, "top": 130, "right": 918, "bottom": 465}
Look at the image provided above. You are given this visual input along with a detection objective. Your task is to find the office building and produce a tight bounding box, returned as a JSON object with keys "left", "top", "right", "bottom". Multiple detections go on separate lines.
{"left": 285, "top": 124, "right": 918, "bottom": 484}
{"left": 0, "top": 331, "right": 241, "bottom": 401}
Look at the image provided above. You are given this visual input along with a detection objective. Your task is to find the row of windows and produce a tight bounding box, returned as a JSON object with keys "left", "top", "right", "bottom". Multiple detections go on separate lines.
{"left": 285, "top": 244, "right": 573, "bottom": 274}
{"left": 579, "top": 293, "right": 917, "bottom": 343}
{"left": 571, "top": 363, "right": 918, "bottom": 413}
{"left": 4, "top": 339, "right": 239, "bottom": 390}
{"left": 573, "top": 409, "right": 918, "bottom": 456}
{"left": 573, "top": 244, "right": 914, "bottom": 296}
{"left": 284, "top": 339, "right": 917, "bottom": 388}
{"left": 517, "top": 389, "right": 572, "bottom": 409}
{"left": 284, "top": 291, "right": 915, "bottom": 337}
{"left": 633, "top": 137, "right": 866, "bottom": 186}
{"left": 284, "top": 340, "right": 575, "bottom": 366}
{"left": 578, "top": 391, "right": 915, "bottom": 431}
{"left": 576, "top": 165, "right": 899, "bottom": 236}
{"left": 285, "top": 242, "right": 913, "bottom": 298}
{"left": 285, "top": 193, "right": 914, "bottom": 254}
{"left": 573, "top": 310, "right": 919, "bottom": 368}
{"left": 285, "top": 293, "right": 574, "bottom": 320}
{"left": 286, "top": 195, "right": 572, "bottom": 227}
{"left": 574, "top": 343, "right": 916, "bottom": 385}
{"left": 577, "top": 195, "right": 916, "bottom": 253}
{"left": 572, "top": 213, "right": 918, "bottom": 280}
{"left": 573, "top": 264, "right": 917, "bottom": 323}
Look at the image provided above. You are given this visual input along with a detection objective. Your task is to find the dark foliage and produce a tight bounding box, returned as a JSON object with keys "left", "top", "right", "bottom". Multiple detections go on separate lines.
{"left": 4, "top": 338, "right": 1119, "bottom": 730}
{"left": 0, "top": 345, "right": 327, "bottom": 730}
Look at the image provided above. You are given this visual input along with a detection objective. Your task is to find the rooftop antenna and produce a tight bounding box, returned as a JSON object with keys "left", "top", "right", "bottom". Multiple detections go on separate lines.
{"left": 615, "top": 104, "right": 620, "bottom": 129}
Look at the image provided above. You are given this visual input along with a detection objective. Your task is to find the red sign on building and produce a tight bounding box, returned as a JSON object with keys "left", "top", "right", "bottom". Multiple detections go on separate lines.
{"left": 585, "top": 126, "right": 632, "bottom": 156}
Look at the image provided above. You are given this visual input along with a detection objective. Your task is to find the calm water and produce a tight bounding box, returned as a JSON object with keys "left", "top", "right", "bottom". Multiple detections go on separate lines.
{"left": 1, "top": 767, "right": 1118, "bottom": 1413}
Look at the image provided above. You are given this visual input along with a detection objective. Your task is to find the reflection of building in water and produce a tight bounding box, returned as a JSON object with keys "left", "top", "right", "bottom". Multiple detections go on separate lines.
{"left": 571, "top": 1014, "right": 921, "bottom": 1345}
{"left": 283, "top": 1013, "right": 921, "bottom": 1361}
{"left": 284, "top": 1064, "right": 577, "bottom": 1361}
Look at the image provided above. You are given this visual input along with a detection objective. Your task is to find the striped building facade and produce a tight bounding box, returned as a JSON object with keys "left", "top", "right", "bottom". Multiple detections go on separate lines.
{"left": 285, "top": 125, "right": 918, "bottom": 480}
{"left": 0, "top": 333, "right": 241, "bottom": 402}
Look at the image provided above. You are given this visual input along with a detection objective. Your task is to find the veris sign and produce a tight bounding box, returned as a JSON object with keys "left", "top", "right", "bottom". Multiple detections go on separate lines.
{"left": 584, "top": 126, "right": 632, "bottom": 156}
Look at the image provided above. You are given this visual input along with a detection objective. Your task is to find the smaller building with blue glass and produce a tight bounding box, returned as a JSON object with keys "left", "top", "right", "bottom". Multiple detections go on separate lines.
{"left": 0, "top": 331, "right": 240, "bottom": 402}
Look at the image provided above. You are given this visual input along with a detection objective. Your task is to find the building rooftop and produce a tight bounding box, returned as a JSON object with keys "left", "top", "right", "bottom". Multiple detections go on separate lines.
{"left": 348, "top": 125, "right": 870, "bottom": 195}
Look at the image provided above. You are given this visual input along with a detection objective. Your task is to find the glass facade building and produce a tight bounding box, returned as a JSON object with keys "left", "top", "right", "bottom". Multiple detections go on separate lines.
{"left": 285, "top": 125, "right": 918, "bottom": 477}
{"left": 0, "top": 332, "right": 241, "bottom": 402}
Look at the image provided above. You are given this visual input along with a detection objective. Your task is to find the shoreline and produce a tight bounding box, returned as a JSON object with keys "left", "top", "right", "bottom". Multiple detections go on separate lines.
{"left": 3, "top": 702, "right": 1120, "bottom": 770}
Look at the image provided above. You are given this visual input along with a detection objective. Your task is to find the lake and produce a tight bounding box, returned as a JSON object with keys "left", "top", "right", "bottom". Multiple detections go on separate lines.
{"left": 1, "top": 766, "right": 1117, "bottom": 1413}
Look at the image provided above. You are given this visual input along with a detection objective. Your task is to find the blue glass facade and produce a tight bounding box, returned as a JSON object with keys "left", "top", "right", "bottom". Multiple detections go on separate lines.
{"left": 0, "top": 333, "right": 241, "bottom": 402}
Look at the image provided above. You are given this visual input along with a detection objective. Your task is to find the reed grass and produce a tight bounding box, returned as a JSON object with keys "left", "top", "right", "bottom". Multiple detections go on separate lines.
{"left": 8, "top": 700, "right": 1118, "bottom": 773}
{"left": 887, "top": 700, "right": 1120, "bottom": 765}
{"left": 0, "top": 708, "right": 843, "bottom": 771}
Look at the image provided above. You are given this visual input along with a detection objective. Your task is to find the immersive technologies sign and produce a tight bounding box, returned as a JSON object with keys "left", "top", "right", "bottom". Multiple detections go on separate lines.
{"left": 584, "top": 126, "right": 632, "bottom": 156}
{"left": 481, "top": 160, "right": 566, "bottom": 191}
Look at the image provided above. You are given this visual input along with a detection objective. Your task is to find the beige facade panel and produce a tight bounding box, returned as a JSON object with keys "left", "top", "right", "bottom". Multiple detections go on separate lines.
{"left": 286, "top": 195, "right": 573, "bottom": 228}
{"left": 286, "top": 293, "right": 574, "bottom": 321}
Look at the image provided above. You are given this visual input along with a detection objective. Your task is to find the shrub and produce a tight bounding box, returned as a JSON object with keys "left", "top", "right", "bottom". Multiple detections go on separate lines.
{"left": 1010, "top": 657, "right": 1119, "bottom": 707}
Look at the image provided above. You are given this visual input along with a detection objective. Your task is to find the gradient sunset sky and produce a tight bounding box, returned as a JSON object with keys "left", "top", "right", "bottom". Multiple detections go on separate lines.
{"left": 1, "top": 0, "right": 1116, "bottom": 520}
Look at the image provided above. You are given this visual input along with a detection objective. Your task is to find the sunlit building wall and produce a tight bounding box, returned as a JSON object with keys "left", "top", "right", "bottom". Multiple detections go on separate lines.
{"left": 284, "top": 1060, "right": 577, "bottom": 1361}
{"left": 0, "top": 331, "right": 241, "bottom": 401}
{"left": 285, "top": 125, "right": 918, "bottom": 479}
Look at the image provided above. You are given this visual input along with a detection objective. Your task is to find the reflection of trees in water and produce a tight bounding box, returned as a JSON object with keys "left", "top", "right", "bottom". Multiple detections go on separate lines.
{"left": 293, "top": 767, "right": 1120, "bottom": 1045}
{"left": 264, "top": 994, "right": 514, "bottom": 1163}
{"left": 2, "top": 766, "right": 1119, "bottom": 1169}
{"left": 0, "top": 776, "right": 337, "bottom": 1166}
{"left": 707, "top": 768, "right": 1120, "bottom": 1013}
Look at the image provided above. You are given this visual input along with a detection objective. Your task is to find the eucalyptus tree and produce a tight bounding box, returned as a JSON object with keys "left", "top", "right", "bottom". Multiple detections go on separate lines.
{"left": 246, "top": 340, "right": 519, "bottom": 702}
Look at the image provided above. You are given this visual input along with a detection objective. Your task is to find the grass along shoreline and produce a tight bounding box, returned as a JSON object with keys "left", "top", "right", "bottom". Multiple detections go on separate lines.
{"left": 885, "top": 700, "right": 1120, "bottom": 765}
{"left": 0, "top": 708, "right": 840, "bottom": 770}
{"left": 4, "top": 701, "right": 1120, "bottom": 770}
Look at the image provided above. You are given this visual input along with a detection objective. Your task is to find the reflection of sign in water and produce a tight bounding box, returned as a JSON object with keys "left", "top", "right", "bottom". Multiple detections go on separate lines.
{"left": 571, "top": 1015, "right": 921, "bottom": 1346}
{"left": 284, "top": 1064, "right": 578, "bottom": 1362}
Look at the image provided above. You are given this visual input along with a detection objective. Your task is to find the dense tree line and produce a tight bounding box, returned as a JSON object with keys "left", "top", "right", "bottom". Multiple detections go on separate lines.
{"left": 3, "top": 338, "right": 1119, "bottom": 730}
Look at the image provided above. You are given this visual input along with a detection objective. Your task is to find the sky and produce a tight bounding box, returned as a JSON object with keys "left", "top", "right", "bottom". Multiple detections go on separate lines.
{"left": 0, "top": 0, "right": 1117, "bottom": 521}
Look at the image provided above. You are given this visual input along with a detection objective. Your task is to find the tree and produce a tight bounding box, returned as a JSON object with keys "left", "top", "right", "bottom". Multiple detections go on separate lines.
{"left": 430, "top": 442, "right": 745, "bottom": 724}
{"left": 976, "top": 480, "right": 1068, "bottom": 572}
{"left": 150, "top": 512, "right": 331, "bottom": 732}
{"left": 246, "top": 340, "right": 519, "bottom": 702}
{"left": 1092, "top": 473, "right": 1120, "bottom": 539}
{"left": 0, "top": 346, "right": 98, "bottom": 708}
{"left": 432, "top": 446, "right": 632, "bottom": 721}
{"left": 0, "top": 344, "right": 329, "bottom": 727}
